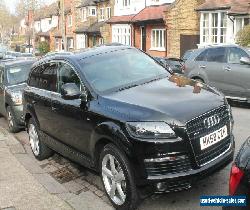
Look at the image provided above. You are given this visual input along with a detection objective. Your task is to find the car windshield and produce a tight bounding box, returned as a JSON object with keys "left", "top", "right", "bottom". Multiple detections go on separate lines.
{"left": 7, "top": 63, "right": 33, "bottom": 85}
{"left": 81, "top": 48, "right": 170, "bottom": 93}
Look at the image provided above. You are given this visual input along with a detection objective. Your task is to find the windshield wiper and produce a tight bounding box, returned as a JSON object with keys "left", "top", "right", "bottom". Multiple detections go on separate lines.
{"left": 117, "top": 84, "right": 140, "bottom": 92}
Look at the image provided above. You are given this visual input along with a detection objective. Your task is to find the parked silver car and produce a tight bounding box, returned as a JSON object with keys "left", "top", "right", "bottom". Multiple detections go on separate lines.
{"left": 184, "top": 45, "right": 250, "bottom": 102}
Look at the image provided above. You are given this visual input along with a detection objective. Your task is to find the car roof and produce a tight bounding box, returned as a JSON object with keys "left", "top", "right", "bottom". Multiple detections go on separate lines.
{"left": 33, "top": 45, "right": 134, "bottom": 68}
{"left": 0, "top": 59, "right": 35, "bottom": 67}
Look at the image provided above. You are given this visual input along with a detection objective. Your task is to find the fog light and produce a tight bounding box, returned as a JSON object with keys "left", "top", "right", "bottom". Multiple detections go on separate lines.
{"left": 156, "top": 182, "right": 167, "bottom": 192}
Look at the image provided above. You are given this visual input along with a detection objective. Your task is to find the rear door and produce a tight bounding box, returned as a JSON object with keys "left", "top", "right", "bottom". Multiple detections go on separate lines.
{"left": 28, "top": 63, "right": 58, "bottom": 135}
{"left": 203, "top": 47, "right": 227, "bottom": 90}
{"left": 220, "top": 47, "right": 250, "bottom": 99}
{"left": 0, "top": 67, "right": 5, "bottom": 115}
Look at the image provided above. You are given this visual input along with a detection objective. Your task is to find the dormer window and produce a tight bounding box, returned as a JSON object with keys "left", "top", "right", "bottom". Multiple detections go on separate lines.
{"left": 89, "top": 7, "right": 96, "bottom": 16}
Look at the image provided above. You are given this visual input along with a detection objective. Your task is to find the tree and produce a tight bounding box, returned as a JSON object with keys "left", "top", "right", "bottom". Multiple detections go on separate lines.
{"left": 236, "top": 25, "right": 250, "bottom": 47}
{"left": 38, "top": 40, "right": 50, "bottom": 54}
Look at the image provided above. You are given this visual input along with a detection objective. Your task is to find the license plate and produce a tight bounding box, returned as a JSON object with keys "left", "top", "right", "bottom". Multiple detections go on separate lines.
{"left": 200, "top": 125, "right": 228, "bottom": 150}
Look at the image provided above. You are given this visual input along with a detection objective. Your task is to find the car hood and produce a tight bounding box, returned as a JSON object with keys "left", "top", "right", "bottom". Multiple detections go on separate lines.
{"left": 97, "top": 75, "right": 225, "bottom": 126}
{"left": 6, "top": 83, "right": 27, "bottom": 93}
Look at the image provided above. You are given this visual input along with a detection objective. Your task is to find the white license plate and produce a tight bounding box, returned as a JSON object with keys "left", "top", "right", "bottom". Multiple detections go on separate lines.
{"left": 200, "top": 125, "right": 228, "bottom": 150}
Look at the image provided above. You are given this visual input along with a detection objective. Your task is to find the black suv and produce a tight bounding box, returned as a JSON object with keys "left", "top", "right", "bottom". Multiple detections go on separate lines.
{"left": 0, "top": 59, "right": 35, "bottom": 132}
{"left": 24, "top": 46, "right": 234, "bottom": 210}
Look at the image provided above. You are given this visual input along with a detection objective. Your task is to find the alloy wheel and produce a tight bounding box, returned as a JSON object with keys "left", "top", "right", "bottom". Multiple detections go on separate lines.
{"left": 7, "top": 110, "right": 14, "bottom": 129}
{"left": 102, "top": 154, "right": 127, "bottom": 206}
{"left": 29, "top": 124, "right": 40, "bottom": 156}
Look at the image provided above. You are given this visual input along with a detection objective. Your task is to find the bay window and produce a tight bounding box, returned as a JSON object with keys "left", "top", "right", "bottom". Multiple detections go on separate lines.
{"left": 112, "top": 25, "right": 131, "bottom": 45}
{"left": 100, "top": 8, "right": 105, "bottom": 21}
{"left": 200, "top": 12, "right": 227, "bottom": 45}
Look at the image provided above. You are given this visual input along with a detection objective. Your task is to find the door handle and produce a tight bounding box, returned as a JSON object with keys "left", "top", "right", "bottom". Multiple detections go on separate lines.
{"left": 199, "top": 65, "right": 206, "bottom": 69}
{"left": 51, "top": 106, "right": 58, "bottom": 111}
{"left": 224, "top": 66, "right": 231, "bottom": 71}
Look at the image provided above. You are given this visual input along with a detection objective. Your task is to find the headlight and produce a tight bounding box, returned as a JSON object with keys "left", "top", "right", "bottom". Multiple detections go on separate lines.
{"left": 11, "top": 91, "right": 23, "bottom": 105}
{"left": 126, "top": 122, "right": 176, "bottom": 139}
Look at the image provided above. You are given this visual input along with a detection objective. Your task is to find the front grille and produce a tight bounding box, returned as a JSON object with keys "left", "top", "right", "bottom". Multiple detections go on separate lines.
{"left": 186, "top": 105, "right": 231, "bottom": 166}
{"left": 145, "top": 155, "right": 192, "bottom": 176}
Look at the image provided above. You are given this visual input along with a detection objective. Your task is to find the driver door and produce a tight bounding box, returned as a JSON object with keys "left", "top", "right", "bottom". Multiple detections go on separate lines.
{"left": 220, "top": 47, "right": 250, "bottom": 99}
{"left": 50, "top": 61, "right": 93, "bottom": 157}
{"left": 0, "top": 67, "right": 5, "bottom": 115}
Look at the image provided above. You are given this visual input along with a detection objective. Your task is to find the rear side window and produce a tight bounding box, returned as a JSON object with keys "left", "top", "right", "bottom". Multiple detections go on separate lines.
{"left": 195, "top": 50, "right": 208, "bottom": 61}
{"left": 207, "top": 48, "right": 226, "bottom": 63}
{"left": 29, "top": 63, "right": 57, "bottom": 92}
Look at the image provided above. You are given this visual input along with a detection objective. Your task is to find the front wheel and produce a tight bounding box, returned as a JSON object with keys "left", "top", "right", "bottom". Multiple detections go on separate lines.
{"left": 100, "top": 144, "right": 139, "bottom": 210}
{"left": 6, "top": 106, "right": 20, "bottom": 133}
{"left": 28, "top": 118, "right": 53, "bottom": 160}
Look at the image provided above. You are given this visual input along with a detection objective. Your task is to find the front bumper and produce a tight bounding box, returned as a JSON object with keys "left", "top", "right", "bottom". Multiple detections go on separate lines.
{"left": 132, "top": 135, "right": 235, "bottom": 193}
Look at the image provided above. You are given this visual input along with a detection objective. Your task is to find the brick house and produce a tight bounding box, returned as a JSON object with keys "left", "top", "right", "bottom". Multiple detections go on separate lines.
{"left": 196, "top": 0, "right": 250, "bottom": 47}
{"left": 164, "top": 0, "right": 205, "bottom": 58}
{"left": 132, "top": 5, "right": 169, "bottom": 57}
{"left": 33, "top": 3, "right": 59, "bottom": 50}
{"left": 74, "top": 0, "right": 99, "bottom": 49}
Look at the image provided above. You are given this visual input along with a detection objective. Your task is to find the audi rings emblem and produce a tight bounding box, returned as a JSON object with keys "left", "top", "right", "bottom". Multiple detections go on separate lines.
{"left": 204, "top": 114, "right": 220, "bottom": 129}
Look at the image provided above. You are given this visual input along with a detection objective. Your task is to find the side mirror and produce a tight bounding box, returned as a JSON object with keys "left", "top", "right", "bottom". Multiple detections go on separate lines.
{"left": 61, "top": 83, "right": 81, "bottom": 100}
{"left": 240, "top": 57, "right": 250, "bottom": 65}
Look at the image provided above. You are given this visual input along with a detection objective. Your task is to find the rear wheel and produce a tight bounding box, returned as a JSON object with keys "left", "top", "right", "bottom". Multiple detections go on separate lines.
{"left": 100, "top": 144, "right": 139, "bottom": 210}
{"left": 6, "top": 106, "right": 20, "bottom": 133}
{"left": 28, "top": 118, "right": 53, "bottom": 160}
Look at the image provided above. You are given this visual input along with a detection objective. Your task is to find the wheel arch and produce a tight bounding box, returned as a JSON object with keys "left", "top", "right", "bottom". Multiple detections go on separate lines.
{"left": 90, "top": 121, "right": 133, "bottom": 169}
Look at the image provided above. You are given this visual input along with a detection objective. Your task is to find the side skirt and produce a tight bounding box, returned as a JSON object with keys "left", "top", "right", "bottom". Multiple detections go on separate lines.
{"left": 39, "top": 130, "right": 96, "bottom": 170}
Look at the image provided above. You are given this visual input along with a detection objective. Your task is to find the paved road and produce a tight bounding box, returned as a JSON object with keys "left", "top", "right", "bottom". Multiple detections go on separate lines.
{"left": 0, "top": 103, "right": 249, "bottom": 210}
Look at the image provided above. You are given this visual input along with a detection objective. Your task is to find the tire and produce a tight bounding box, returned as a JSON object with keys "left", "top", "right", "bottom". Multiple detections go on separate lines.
{"left": 6, "top": 106, "right": 20, "bottom": 133}
{"left": 193, "top": 78, "right": 204, "bottom": 83}
{"left": 28, "top": 118, "right": 53, "bottom": 160}
{"left": 99, "top": 144, "right": 139, "bottom": 210}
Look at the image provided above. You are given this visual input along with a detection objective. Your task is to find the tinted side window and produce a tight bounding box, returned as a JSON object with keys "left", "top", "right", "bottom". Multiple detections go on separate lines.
{"left": 57, "top": 63, "right": 81, "bottom": 93}
{"left": 0, "top": 68, "right": 4, "bottom": 85}
{"left": 227, "top": 47, "right": 249, "bottom": 64}
{"left": 29, "top": 63, "right": 57, "bottom": 92}
{"left": 207, "top": 48, "right": 226, "bottom": 63}
{"left": 28, "top": 66, "right": 41, "bottom": 88}
{"left": 195, "top": 50, "right": 208, "bottom": 61}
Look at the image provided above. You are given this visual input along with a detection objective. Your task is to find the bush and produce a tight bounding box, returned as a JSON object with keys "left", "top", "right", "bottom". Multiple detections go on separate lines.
{"left": 38, "top": 41, "right": 50, "bottom": 54}
{"left": 236, "top": 25, "right": 250, "bottom": 47}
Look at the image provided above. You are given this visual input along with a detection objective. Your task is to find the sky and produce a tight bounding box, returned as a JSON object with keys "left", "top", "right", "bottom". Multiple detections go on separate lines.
{"left": 4, "top": 0, "right": 56, "bottom": 14}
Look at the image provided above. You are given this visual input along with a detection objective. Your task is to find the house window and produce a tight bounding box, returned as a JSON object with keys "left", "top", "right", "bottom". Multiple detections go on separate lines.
{"left": 220, "top": 12, "right": 227, "bottom": 43}
{"left": 200, "top": 12, "right": 227, "bottom": 45}
{"left": 67, "top": 38, "right": 74, "bottom": 49}
{"left": 234, "top": 17, "right": 249, "bottom": 36}
{"left": 112, "top": 25, "right": 131, "bottom": 45}
{"left": 100, "top": 8, "right": 105, "bottom": 21}
{"left": 76, "top": 34, "right": 86, "bottom": 49}
{"left": 81, "top": 8, "right": 87, "bottom": 21}
{"left": 37, "top": 22, "right": 41, "bottom": 30}
{"left": 99, "top": 38, "right": 104, "bottom": 45}
{"left": 106, "top": 7, "right": 111, "bottom": 19}
{"left": 202, "top": 13, "right": 209, "bottom": 43}
{"left": 68, "top": 15, "right": 72, "bottom": 27}
{"left": 89, "top": 7, "right": 96, "bottom": 16}
{"left": 49, "top": 19, "right": 52, "bottom": 25}
{"left": 151, "top": 29, "right": 166, "bottom": 50}
{"left": 55, "top": 38, "right": 60, "bottom": 51}
{"left": 123, "top": 0, "right": 130, "bottom": 7}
